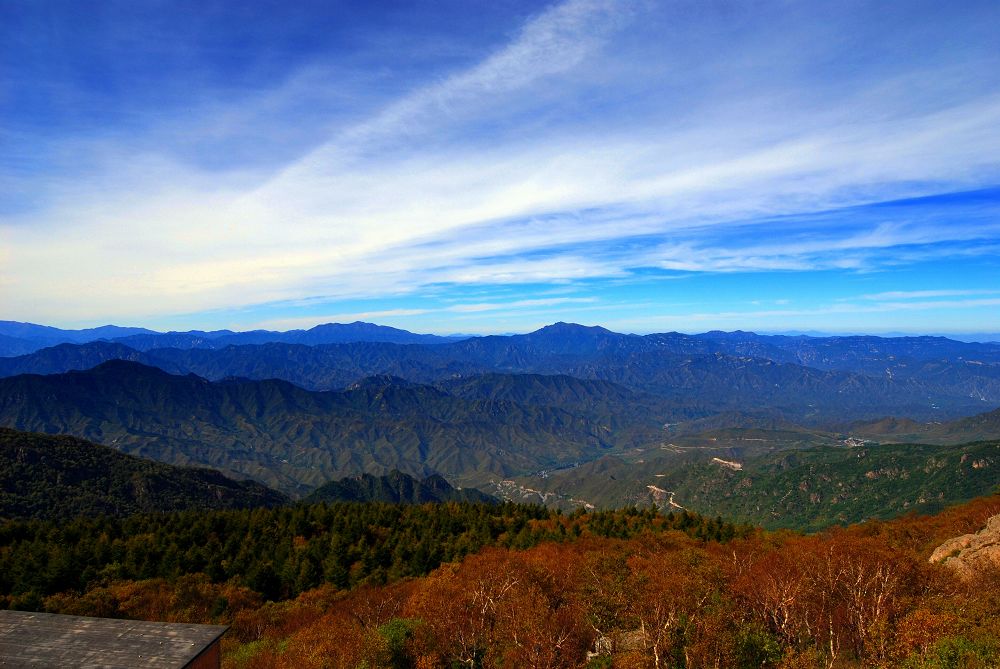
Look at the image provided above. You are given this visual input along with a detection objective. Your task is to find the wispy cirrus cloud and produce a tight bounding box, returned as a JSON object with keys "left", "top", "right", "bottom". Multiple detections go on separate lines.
{"left": 1, "top": 0, "right": 999, "bottom": 331}
{"left": 858, "top": 289, "right": 1000, "bottom": 301}
{"left": 447, "top": 297, "right": 596, "bottom": 313}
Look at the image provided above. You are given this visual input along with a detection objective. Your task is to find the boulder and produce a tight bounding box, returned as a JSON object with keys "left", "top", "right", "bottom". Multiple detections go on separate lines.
{"left": 929, "top": 514, "right": 1000, "bottom": 580}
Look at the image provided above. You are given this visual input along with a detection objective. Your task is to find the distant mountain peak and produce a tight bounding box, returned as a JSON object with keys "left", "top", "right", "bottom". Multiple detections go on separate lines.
{"left": 308, "top": 321, "right": 388, "bottom": 332}
{"left": 532, "top": 322, "right": 615, "bottom": 335}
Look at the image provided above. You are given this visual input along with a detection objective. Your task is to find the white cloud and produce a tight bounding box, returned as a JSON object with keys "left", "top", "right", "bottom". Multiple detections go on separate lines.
{"left": 875, "top": 297, "right": 1000, "bottom": 312}
{"left": 447, "top": 297, "right": 596, "bottom": 313}
{"left": 858, "top": 289, "right": 1000, "bottom": 301}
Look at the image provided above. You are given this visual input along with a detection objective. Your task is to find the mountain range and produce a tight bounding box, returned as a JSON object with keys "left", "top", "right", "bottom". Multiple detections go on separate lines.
{"left": 0, "top": 320, "right": 464, "bottom": 356}
{"left": 0, "top": 360, "right": 688, "bottom": 495}
{"left": 3, "top": 322, "right": 1000, "bottom": 423}
{"left": 2, "top": 320, "right": 999, "bottom": 524}
{"left": 0, "top": 428, "right": 496, "bottom": 521}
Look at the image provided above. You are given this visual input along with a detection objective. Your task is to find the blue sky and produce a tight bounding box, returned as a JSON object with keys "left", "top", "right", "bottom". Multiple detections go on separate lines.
{"left": 2, "top": 0, "right": 1000, "bottom": 335}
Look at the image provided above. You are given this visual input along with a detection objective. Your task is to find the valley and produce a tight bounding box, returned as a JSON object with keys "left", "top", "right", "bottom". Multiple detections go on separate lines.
{"left": 1, "top": 321, "right": 998, "bottom": 527}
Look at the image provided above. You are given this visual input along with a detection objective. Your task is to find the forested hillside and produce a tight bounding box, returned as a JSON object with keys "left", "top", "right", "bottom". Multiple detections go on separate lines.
{"left": 521, "top": 437, "right": 1000, "bottom": 528}
{"left": 302, "top": 470, "right": 496, "bottom": 505}
{"left": 852, "top": 407, "right": 1000, "bottom": 444}
{"left": 0, "top": 429, "right": 286, "bottom": 520}
{"left": 0, "top": 361, "right": 689, "bottom": 495}
{"left": 2, "top": 358, "right": 998, "bottom": 518}
{"left": 2, "top": 494, "right": 996, "bottom": 668}
{"left": 650, "top": 440, "right": 1000, "bottom": 530}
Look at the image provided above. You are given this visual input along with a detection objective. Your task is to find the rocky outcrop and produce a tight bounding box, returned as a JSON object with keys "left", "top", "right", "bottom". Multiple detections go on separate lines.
{"left": 929, "top": 514, "right": 1000, "bottom": 579}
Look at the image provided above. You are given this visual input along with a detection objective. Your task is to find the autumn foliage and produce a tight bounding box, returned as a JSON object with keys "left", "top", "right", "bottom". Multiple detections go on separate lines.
{"left": 221, "top": 495, "right": 1000, "bottom": 668}
{"left": 5, "top": 495, "right": 1000, "bottom": 668}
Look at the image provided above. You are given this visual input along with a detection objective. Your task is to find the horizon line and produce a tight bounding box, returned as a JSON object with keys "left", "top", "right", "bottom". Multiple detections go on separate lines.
{"left": 3, "top": 318, "right": 1000, "bottom": 343}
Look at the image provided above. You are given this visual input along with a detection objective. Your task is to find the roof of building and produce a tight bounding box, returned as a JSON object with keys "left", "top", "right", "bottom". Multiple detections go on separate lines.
{"left": 0, "top": 610, "right": 228, "bottom": 668}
